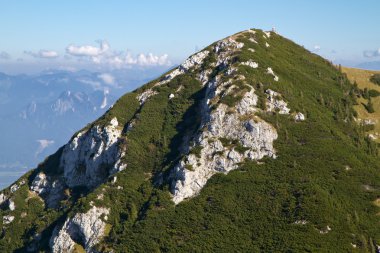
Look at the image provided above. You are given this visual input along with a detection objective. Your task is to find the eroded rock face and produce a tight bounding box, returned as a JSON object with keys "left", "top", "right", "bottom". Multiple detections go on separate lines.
{"left": 60, "top": 117, "right": 125, "bottom": 188}
{"left": 170, "top": 37, "right": 280, "bottom": 204}
{"left": 30, "top": 117, "right": 126, "bottom": 208}
{"left": 0, "top": 193, "right": 6, "bottom": 206}
{"left": 50, "top": 206, "right": 110, "bottom": 253}
{"left": 30, "top": 172, "right": 65, "bottom": 208}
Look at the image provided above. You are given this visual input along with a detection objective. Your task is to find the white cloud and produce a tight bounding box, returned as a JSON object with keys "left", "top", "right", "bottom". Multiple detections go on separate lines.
{"left": 65, "top": 40, "right": 171, "bottom": 68}
{"left": 24, "top": 50, "right": 59, "bottom": 58}
{"left": 363, "top": 48, "right": 380, "bottom": 58}
{"left": 98, "top": 73, "right": 115, "bottom": 85}
{"left": 0, "top": 51, "right": 10, "bottom": 60}
{"left": 35, "top": 139, "right": 55, "bottom": 156}
{"left": 66, "top": 40, "right": 110, "bottom": 57}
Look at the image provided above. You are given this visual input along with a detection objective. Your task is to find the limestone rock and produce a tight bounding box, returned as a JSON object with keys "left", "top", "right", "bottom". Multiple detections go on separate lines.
{"left": 294, "top": 112, "right": 305, "bottom": 121}
{"left": 241, "top": 60, "right": 258, "bottom": 69}
{"left": 170, "top": 37, "right": 279, "bottom": 204}
{"left": 60, "top": 117, "right": 125, "bottom": 188}
{"left": 50, "top": 206, "right": 110, "bottom": 253}
{"left": 265, "top": 89, "right": 290, "bottom": 114}
{"left": 3, "top": 215, "right": 15, "bottom": 225}
{"left": 266, "top": 67, "right": 279, "bottom": 81}
{"left": 0, "top": 193, "right": 6, "bottom": 206}
{"left": 137, "top": 89, "right": 158, "bottom": 105}
{"left": 8, "top": 199, "right": 15, "bottom": 211}
{"left": 10, "top": 184, "right": 19, "bottom": 193}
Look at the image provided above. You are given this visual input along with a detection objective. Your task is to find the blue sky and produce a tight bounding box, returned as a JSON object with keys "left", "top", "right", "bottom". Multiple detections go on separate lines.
{"left": 0, "top": 0, "right": 380, "bottom": 73}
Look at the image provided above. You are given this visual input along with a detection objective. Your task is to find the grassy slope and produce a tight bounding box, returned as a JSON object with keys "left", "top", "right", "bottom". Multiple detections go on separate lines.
{"left": 342, "top": 66, "right": 380, "bottom": 139}
{"left": 1, "top": 30, "right": 380, "bottom": 252}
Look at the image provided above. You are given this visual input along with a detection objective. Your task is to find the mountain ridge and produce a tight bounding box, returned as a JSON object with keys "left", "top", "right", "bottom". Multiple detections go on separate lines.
{"left": 1, "top": 28, "right": 380, "bottom": 252}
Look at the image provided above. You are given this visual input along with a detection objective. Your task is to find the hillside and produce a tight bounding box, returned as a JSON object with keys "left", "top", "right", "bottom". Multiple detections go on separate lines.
{"left": 1, "top": 29, "right": 380, "bottom": 252}
{"left": 342, "top": 66, "right": 380, "bottom": 141}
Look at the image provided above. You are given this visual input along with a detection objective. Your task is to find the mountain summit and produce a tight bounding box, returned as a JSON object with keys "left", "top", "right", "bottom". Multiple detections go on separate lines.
{"left": 1, "top": 29, "right": 380, "bottom": 252}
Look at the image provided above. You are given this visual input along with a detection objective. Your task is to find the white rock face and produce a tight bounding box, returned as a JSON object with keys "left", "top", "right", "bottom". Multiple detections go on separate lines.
{"left": 170, "top": 38, "right": 280, "bottom": 204}
{"left": 60, "top": 117, "right": 125, "bottom": 188}
{"left": 50, "top": 206, "right": 110, "bottom": 253}
{"left": 266, "top": 89, "right": 290, "bottom": 114}
{"left": 169, "top": 93, "right": 175, "bottom": 99}
{"left": 30, "top": 172, "right": 65, "bottom": 208}
{"left": 265, "top": 42, "right": 270, "bottom": 48}
{"left": 30, "top": 117, "right": 126, "bottom": 208}
{"left": 241, "top": 60, "right": 258, "bottom": 69}
{"left": 137, "top": 89, "right": 158, "bottom": 105}
{"left": 294, "top": 112, "right": 305, "bottom": 121}
{"left": 10, "top": 184, "right": 19, "bottom": 193}
{"left": 8, "top": 199, "right": 15, "bottom": 211}
{"left": 3, "top": 215, "right": 15, "bottom": 225}
{"left": 267, "top": 67, "right": 279, "bottom": 81}
{"left": 159, "top": 50, "right": 210, "bottom": 85}
{"left": 0, "top": 193, "right": 6, "bottom": 206}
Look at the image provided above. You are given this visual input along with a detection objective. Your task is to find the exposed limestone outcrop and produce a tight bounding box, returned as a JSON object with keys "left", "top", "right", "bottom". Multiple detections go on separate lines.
{"left": 170, "top": 37, "right": 280, "bottom": 204}
{"left": 30, "top": 117, "right": 126, "bottom": 208}
{"left": 60, "top": 117, "right": 125, "bottom": 188}
{"left": 136, "top": 50, "right": 210, "bottom": 104}
{"left": 50, "top": 206, "right": 110, "bottom": 253}
{"left": 294, "top": 112, "right": 306, "bottom": 121}
{"left": 0, "top": 193, "right": 6, "bottom": 206}
{"left": 267, "top": 67, "right": 279, "bottom": 81}
{"left": 241, "top": 60, "right": 258, "bottom": 68}
{"left": 265, "top": 89, "right": 290, "bottom": 114}
{"left": 30, "top": 172, "right": 65, "bottom": 208}
{"left": 3, "top": 215, "right": 14, "bottom": 225}
{"left": 137, "top": 89, "right": 158, "bottom": 105}
{"left": 8, "top": 199, "right": 15, "bottom": 211}
{"left": 10, "top": 184, "right": 19, "bottom": 193}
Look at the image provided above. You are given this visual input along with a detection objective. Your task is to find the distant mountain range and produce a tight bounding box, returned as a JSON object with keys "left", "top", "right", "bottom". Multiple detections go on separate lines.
{"left": 0, "top": 67, "right": 169, "bottom": 189}
{"left": 356, "top": 61, "right": 380, "bottom": 70}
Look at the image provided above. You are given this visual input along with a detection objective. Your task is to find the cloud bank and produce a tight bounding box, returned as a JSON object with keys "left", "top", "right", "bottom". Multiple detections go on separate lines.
{"left": 0, "top": 51, "right": 11, "bottom": 60}
{"left": 65, "top": 40, "right": 171, "bottom": 68}
{"left": 24, "top": 50, "right": 59, "bottom": 59}
{"left": 363, "top": 48, "right": 380, "bottom": 58}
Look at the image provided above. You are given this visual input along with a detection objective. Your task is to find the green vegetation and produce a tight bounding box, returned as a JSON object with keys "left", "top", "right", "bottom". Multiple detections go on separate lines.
{"left": 342, "top": 67, "right": 380, "bottom": 141}
{"left": 370, "top": 73, "right": 380, "bottom": 85}
{"left": 1, "top": 29, "right": 380, "bottom": 252}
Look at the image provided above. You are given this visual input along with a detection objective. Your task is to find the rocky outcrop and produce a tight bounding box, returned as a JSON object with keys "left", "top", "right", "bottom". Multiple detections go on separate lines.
{"left": 137, "top": 89, "right": 158, "bottom": 105}
{"left": 30, "top": 117, "right": 126, "bottom": 208}
{"left": 241, "top": 60, "right": 258, "bottom": 68}
{"left": 3, "top": 215, "right": 14, "bottom": 225}
{"left": 137, "top": 50, "right": 210, "bottom": 104}
{"left": 50, "top": 206, "right": 110, "bottom": 253}
{"left": 170, "top": 36, "right": 279, "bottom": 204}
{"left": 8, "top": 199, "right": 15, "bottom": 211}
{"left": 267, "top": 67, "right": 279, "bottom": 81}
{"left": 0, "top": 193, "right": 6, "bottom": 206}
{"left": 30, "top": 172, "right": 65, "bottom": 208}
{"left": 294, "top": 112, "right": 305, "bottom": 121}
{"left": 265, "top": 89, "right": 290, "bottom": 114}
{"left": 60, "top": 117, "right": 125, "bottom": 188}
